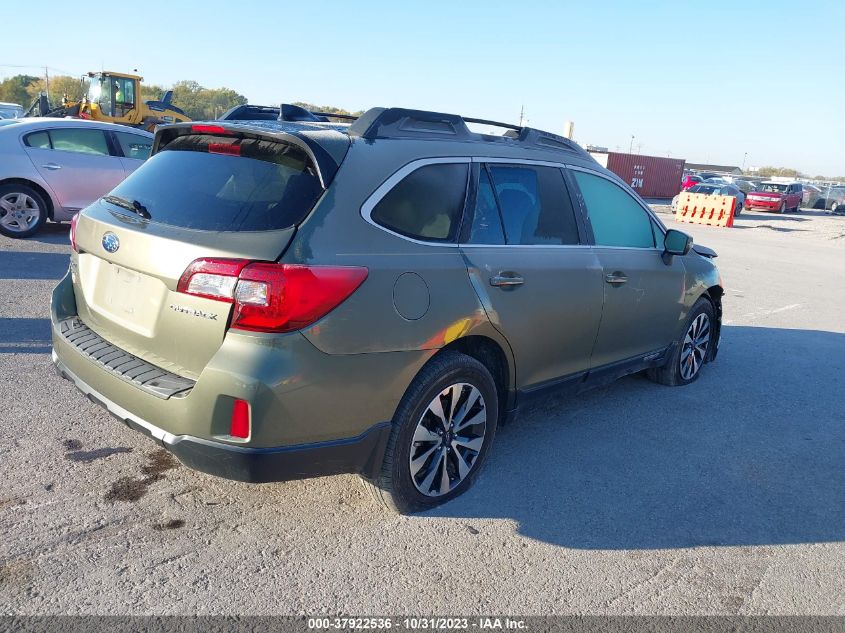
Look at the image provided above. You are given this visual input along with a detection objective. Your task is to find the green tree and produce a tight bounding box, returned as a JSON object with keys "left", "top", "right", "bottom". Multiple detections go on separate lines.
{"left": 0, "top": 74, "right": 39, "bottom": 106}
{"left": 170, "top": 80, "right": 247, "bottom": 120}
{"left": 140, "top": 84, "right": 167, "bottom": 102}
{"left": 756, "top": 166, "right": 803, "bottom": 178}
{"left": 26, "top": 75, "right": 88, "bottom": 104}
{"left": 293, "top": 102, "right": 364, "bottom": 117}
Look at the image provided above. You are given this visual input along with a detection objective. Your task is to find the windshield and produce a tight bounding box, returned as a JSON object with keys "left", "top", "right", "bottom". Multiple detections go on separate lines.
{"left": 87, "top": 76, "right": 113, "bottom": 115}
{"left": 690, "top": 185, "right": 718, "bottom": 194}
{"left": 106, "top": 135, "right": 324, "bottom": 231}
{"left": 0, "top": 104, "right": 23, "bottom": 119}
{"left": 756, "top": 183, "right": 788, "bottom": 193}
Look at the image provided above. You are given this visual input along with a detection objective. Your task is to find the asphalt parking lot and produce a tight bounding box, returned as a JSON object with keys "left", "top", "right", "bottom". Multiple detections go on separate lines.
{"left": 1, "top": 207, "right": 843, "bottom": 615}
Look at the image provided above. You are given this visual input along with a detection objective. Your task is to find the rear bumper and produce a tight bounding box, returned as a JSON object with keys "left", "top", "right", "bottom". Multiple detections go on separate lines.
{"left": 53, "top": 352, "right": 391, "bottom": 482}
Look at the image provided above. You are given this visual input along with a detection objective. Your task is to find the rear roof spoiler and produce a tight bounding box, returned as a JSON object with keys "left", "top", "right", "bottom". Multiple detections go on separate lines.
{"left": 152, "top": 122, "right": 347, "bottom": 188}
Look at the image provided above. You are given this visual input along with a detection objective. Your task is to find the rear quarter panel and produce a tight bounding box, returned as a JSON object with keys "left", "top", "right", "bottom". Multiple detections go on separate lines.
{"left": 288, "top": 141, "right": 489, "bottom": 355}
{"left": 0, "top": 129, "right": 62, "bottom": 217}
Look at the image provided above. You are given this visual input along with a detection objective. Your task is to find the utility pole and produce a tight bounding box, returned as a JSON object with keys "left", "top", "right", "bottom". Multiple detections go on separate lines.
{"left": 44, "top": 66, "right": 49, "bottom": 100}
{"left": 629, "top": 135, "right": 635, "bottom": 154}
{"left": 742, "top": 152, "right": 748, "bottom": 172}
{"left": 518, "top": 105, "right": 524, "bottom": 127}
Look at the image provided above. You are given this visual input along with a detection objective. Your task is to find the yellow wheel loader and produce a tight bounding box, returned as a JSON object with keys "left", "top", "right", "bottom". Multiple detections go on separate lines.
{"left": 26, "top": 71, "right": 190, "bottom": 131}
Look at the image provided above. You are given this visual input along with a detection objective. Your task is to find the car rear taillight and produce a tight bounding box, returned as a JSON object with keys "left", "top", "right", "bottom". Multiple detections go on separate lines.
{"left": 69, "top": 213, "right": 79, "bottom": 252}
{"left": 191, "top": 124, "right": 231, "bottom": 135}
{"left": 176, "top": 258, "right": 250, "bottom": 302}
{"left": 230, "top": 399, "right": 250, "bottom": 439}
{"left": 177, "top": 258, "right": 368, "bottom": 333}
{"left": 208, "top": 142, "right": 241, "bottom": 156}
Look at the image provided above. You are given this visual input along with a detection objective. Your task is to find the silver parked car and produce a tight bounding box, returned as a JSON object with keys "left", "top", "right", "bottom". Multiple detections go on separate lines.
{"left": 0, "top": 118, "right": 153, "bottom": 238}
{"left": 0, "top": 102, "right": 25, "bottom": 119}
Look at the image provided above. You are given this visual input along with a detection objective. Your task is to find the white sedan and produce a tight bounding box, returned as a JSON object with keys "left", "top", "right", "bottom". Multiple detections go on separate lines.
{"left": 0, "top": 118, "right": 152, "bottom": 238}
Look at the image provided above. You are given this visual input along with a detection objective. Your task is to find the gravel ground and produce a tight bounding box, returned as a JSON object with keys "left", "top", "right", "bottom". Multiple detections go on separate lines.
{"left": 1, "top": 208, "right": 843, "bottom": 615}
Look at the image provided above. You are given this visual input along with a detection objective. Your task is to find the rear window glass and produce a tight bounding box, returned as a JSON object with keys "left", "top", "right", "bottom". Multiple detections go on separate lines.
{"left": 106, "top": 135, "right": 323, "bottom": 231}
{"left": 371, "top": 163, "right": 468, "bottom": 242}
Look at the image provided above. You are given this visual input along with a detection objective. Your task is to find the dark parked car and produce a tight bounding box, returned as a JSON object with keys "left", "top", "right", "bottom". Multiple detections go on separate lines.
{"left": 52, "top": 107, "right": 723, "bottom": 513}
{"left": 822, "top": 186, "right": 845, "bottom": 213}
{"left": 802, "top": 184, "right": 824, "bottom": 209}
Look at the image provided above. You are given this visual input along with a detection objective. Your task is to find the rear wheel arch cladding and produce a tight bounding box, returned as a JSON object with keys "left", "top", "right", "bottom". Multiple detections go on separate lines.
{"left": 440, "top": 334, "right": 514, "bottom": 418}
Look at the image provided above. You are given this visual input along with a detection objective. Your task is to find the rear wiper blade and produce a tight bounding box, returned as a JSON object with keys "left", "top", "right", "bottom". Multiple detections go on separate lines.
{"left": 103, "top": 195, "right": 151, "bottom": 219}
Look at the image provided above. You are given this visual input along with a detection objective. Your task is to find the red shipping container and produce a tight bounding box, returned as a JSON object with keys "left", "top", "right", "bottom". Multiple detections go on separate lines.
{"left": 589, "top": 152, "right": 686, "bottom": 199}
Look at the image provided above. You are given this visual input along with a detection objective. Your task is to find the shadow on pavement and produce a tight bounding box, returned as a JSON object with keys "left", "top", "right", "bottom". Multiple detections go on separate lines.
{"left": 428, "top": 325, "right": 845, "bottom": 550}
{"left": 16, "top": 221, "right": 72, "bottom": 246}
{"left": 0, "top": 318, "right": 52, "bottom": 354}
{"left": 0, "top": 251, "right": 69, "bottom": 280}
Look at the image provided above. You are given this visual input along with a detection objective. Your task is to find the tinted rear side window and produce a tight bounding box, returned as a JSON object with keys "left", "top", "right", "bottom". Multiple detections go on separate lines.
{"left": 49, "top": 128, "right": 110, "bottom": 156}
{"left": 488, "top": 165, "right": 580, "bottom": 245}
{"left": 24, "top": 131, "right": 51, "bottom": 149}
{"left": 115, "top": 131, "right": 152, "bottom": 160}
{"left": 371, "top": 163, "right": 469, "bottom": 242}
{"left": 107, "top": 135, "right": 323, "bottom": 231}
{"left": 467, "top": 167, "right": 506, "bottom": 244}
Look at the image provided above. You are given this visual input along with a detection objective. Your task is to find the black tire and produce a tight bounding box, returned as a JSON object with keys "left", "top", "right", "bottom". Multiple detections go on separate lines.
{"left": 0, "top": 183, "right": 48, "bottom": 238}
{"left": 363, "top": 351, "right": 499, "bottom": 514}
{"left": 647, "top": 297, "right": 715, "bottom": 387}
{"left": 734, "top": 203, "right": 742, "bottom": 216}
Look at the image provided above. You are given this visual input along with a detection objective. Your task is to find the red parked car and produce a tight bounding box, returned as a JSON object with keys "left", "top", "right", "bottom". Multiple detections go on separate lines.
{"left": 745, "top": 182, "right": 803, "bottom": 213}
{"left": 681, "top": 174, "right": 704, "bottom": 190}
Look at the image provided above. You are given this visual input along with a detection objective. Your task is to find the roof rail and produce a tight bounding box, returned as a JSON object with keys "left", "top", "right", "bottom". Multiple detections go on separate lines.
{"left": 347, "top": 107, "right": 588, "bottom": 157}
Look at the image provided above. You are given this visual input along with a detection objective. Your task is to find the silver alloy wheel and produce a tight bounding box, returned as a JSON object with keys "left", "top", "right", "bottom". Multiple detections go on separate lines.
{"left": 680, "top": 313, "right": 710, "bottom": 381}
{"left": 409, "top": 382, "right": 487, "bottom": 497}
{"left": 0, "top": 192, "right": 42, "bottom": 233}
{"left": 779, "top": 201, "right": 786, "bottom": 214}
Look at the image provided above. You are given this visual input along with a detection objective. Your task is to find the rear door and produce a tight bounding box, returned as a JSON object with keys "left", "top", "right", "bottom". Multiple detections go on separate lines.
{"left": 112, "top": 130, "right": 153, "bottom": 176}
{"left": 459, "top": 162, "right": 604, "bottom": 389}
{"left": 22, "top": 126, "right": 126, "bottom": 212}
{"left": 71, "top": 128, "right": 330, "bottom": 379}
{"left": 569, "top": 168, "right": 686, "bottom": 369}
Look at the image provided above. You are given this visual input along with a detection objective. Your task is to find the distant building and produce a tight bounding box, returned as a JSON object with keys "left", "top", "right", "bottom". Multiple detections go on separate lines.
{"left": 685, "top": 163, "right": 743, "bottom": 175}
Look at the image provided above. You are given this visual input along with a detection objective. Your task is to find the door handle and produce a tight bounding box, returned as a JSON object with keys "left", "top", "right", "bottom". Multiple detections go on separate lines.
{"left": 605, "top": 272, "right": 628, "bottom": 285}
{"left": 490, "top": 273, "right": 524, "bottom": 287}
{"left": 41, "top": 163, "right": 62, "bottom": 170}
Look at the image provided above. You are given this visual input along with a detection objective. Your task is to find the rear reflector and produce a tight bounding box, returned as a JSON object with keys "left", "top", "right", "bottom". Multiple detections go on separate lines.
{"left": 230, "top": 399, "right": 250, "bottom": 439}
{"left": 176, "top": 258, "right": 368, "bottom": 333}
{"left": 69, "top": 213, "right": 80, "bottom": 252}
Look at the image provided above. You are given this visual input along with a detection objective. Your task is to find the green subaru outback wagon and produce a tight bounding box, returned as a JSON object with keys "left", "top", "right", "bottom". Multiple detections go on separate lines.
{"left": 51, "top": 107, "right": 722, "bottom": 513}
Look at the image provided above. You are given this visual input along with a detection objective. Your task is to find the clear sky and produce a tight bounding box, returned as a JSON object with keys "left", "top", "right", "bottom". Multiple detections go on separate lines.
{"left": 3, "top": 0, "right": 843, "bottom": 175}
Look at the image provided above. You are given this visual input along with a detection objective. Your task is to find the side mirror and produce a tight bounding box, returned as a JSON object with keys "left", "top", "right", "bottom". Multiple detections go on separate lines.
{"left": 663, "top": 229, "right": 693, "bottom": 259}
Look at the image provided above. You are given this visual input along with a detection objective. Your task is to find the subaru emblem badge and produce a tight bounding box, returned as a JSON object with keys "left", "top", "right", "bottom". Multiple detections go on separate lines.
{"left": 102, "top": 232, "right": 120, "bottom": 253}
